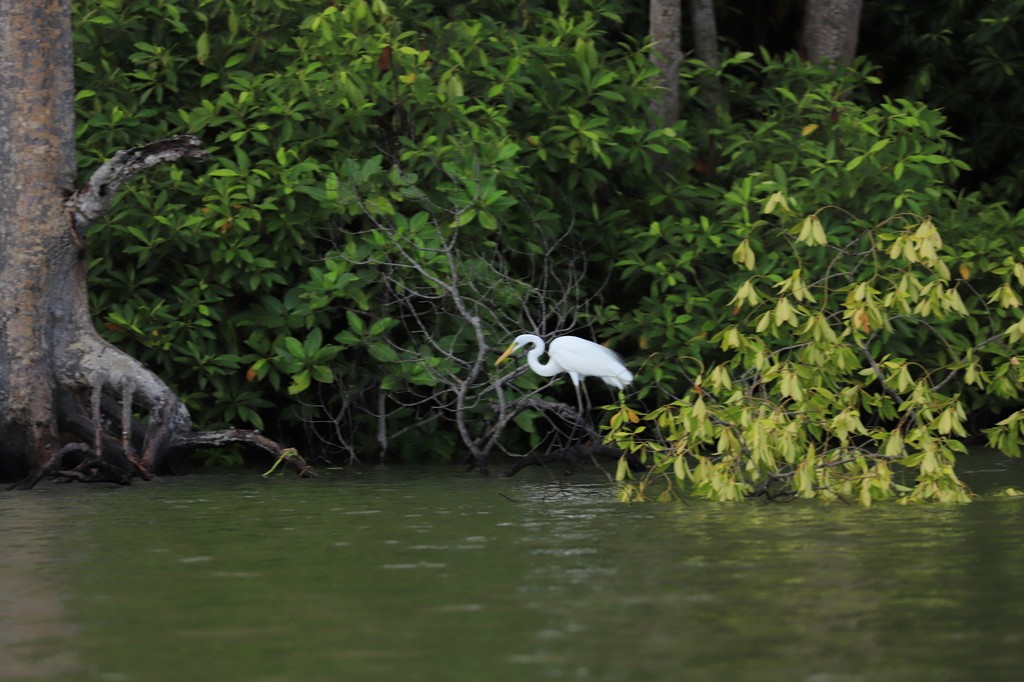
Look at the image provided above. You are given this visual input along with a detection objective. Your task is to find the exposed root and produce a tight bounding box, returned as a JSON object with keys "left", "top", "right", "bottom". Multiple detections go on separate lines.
{"left": 140, "top": 396, "right": 187, "bottom": 470}
{"left": 120, "top": 377, "right": 136, "bottom": 464}
{"left": 467, "top": 395, "right": 633, "bottom": 478}
{"left": 11, "top": 442, "right": 135, "bottom": 490}
{"left": 5, "top": 135, "right": 310, "bottom": 490}
{"left": 13, "top": 339, "right": 311, "bottom": 489}
{"left": 17, "top": 396, "right": 311, "bottom": 489}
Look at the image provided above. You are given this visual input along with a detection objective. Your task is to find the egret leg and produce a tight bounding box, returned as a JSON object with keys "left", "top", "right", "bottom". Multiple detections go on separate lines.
{"left": 569, "top": 377, "right": 592, "bottom": 445}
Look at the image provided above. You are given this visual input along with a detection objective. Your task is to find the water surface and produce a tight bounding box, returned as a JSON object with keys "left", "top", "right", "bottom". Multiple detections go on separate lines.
{"left": 1, "top": 454, "right": 1022, "bottom": 681}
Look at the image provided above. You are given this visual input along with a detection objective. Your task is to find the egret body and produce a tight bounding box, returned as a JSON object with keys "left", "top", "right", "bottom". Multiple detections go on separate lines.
{"left": 495, "top": 334, "right": 633, "bottom": 397}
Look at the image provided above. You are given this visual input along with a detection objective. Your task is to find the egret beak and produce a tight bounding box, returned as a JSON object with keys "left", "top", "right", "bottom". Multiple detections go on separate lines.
{"left": 495, "top": 343, "right": 519, "bottom": 366}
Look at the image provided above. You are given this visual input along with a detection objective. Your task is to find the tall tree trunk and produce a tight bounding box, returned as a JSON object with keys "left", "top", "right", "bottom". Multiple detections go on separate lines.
{"left": 0, "top": 0, "right": 76, "bottom": 478}
{"left": 801, "top": 0, "right": 864, "bottom": 66}
{"left": 0, "top": 0, "right": 311, "bottom": 486}
{"left": 649, "top": 0, "right": 684, "bottom": 127}
{"left": 689, "top": 0, "right": 725, "bottom": 114}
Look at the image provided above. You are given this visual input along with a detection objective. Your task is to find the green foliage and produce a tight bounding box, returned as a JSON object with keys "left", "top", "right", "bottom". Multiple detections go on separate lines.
{"left": 607, "top": 204, "right": 1024, "bottom": 504}
{"left": 863, "top": 0, "right": 1024, "bottom": 204}
{"left": 602, "top": 52, "right": 980, "bottom": 392}
{"left": 601, "top": 53, "right": 1024, "bottom": 504}
{"left": 74, "top": 0, "right": 687, "bottom": 462}
{"left": 73, "top": 1, "right": 1024, "bottom": 497}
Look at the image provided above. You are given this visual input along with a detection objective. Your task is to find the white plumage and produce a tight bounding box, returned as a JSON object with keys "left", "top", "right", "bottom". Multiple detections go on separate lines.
{"left": 495, "top": 334, "right": 633, "bottom": 392}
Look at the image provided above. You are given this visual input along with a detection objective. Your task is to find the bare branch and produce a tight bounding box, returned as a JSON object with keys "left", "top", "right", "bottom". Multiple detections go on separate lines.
{"left": 173, "top": 428, "right": 317, "bottom": 478}
{"left": 65, "top": 134, "right": 210, "bottom": 235}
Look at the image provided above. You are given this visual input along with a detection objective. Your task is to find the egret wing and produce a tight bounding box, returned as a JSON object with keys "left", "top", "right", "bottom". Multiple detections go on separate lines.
{"left": 549, "top": 336, "right": 632, "bottom": 389}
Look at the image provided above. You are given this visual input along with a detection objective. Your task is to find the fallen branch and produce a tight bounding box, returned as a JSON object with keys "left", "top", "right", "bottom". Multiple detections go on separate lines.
{"left": 173, "top": 429, "right": 317, "bottom": 478}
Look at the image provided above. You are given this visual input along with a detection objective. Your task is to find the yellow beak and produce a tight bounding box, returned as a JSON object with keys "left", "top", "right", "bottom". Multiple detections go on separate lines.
{"left": 495, "top": 343, "right": 519, "bottom": 366}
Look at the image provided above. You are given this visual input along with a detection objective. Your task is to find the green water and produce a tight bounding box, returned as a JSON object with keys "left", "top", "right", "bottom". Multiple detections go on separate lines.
{"left": 1, "top": 456, "right": 1023, "bottom": 682}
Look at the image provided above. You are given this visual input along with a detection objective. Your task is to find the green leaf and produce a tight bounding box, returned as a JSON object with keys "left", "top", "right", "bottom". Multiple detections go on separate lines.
{"left": 346, "top": 311, "right": 365, "bottom": 335}
{"left": 284, "top": 336, "right": 304, "bottom": 358}
{"left": 478, "top": 210, "right": 497, "bottom": 230}
{"left": 453, "top": 208, "right": 477, "bottom": 227}
{"left": 304, "top": 327, "right": 324, "bottom": 355}
{"left": 310, "top": 365, "right": 334, "bottom": 383}
{"left": 775, "top": 87, "right": 799, "bottom": 105}
{"left": 369, "top": 317, "right": 395, "bottom": 336}
{"left": 196, "top": 31, "right": 210, "bottom": 66}
{"left": 288, "top": 370, "right": 311, "bottom": 395}
{"left": 495, "top": 143, "right": 520, "bottom": 162}
{"left": 513, "top": 409, "right": 537, "bottom": 434}
{"left": 368, "top": 343, "right": 400, "bottom": 363}
{"left": 868, "top": 139, "right": 891, "bottom": 154}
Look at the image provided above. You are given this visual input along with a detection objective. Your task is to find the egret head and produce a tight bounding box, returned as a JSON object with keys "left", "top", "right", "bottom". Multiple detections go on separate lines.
{"left": 495, "top": 334, "right": 540, "bottom": 366}
{"left": 495, "top": 340, "right": 521, "bottom": 366}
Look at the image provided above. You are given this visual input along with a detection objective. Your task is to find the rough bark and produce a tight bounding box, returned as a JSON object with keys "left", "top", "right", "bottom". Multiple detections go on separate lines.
{"left": 0, "top": 0, "right": 77, "bottom": 479}
{"left": 648, "top": 0, "right": 684, "bottom": 127}
{"left": 801, "top": 0, "right": 864, "bottom": 66}
{"left": 689, "top": 0, "right": 726, "bottom": 114}
{"left": 0, "top": 0, "right": 309, "bottom": 486}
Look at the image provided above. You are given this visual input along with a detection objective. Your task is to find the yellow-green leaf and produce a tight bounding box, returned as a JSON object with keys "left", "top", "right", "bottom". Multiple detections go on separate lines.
{"left": 196, "top": 31, "right": 210, "bottom": 66}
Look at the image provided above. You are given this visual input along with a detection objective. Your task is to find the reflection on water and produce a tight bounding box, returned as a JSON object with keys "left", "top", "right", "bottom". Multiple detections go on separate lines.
{"left": 0, "top": 496, "right": 81, "bottom": 679}
{"left": 0, "top": 452, "right": 1021, "bottom": 682}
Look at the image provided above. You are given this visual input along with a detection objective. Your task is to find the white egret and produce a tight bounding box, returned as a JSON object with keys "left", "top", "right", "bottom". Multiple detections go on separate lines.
{"left": 495, "top": 334, "right": 633, "bottom": 410}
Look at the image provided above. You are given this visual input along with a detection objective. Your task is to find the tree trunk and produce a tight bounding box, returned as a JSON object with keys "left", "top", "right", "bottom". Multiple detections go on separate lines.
{"left": 0, "top": 0, "right": 77, "bottom": 479}
{"left": 0, "top": 0, "right": 311, "bottom": 486}
{"left": 689, "top": 0, "right": 725, "bottom": 114}
{"left": 649, "top": 0, "right": 684, "bottom": 127}
{"left": 801, "top": 0, "right": 864, "bottom": 66}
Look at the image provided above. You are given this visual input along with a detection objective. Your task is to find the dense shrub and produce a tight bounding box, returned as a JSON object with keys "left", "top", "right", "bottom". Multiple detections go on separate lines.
{"left": 601, "top": 53, "right": 1024, "bottom": 503}
{"left": 75, "top": 0, "right": 687, "bottom": 463}
{"left": 861, "top": 0, "right": 1024, "bottom": 205}
{"left": 601, "top": 52, "right": 1003, "bottom": 391}
{"left": 74, "top": 1, "right": 1024, "bottom": 500}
